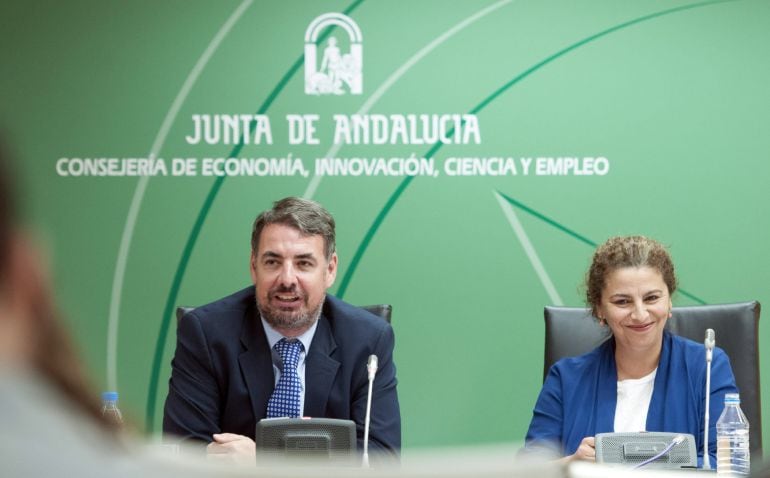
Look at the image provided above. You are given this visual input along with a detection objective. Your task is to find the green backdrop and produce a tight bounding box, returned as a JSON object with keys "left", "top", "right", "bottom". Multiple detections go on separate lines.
{"left": 2, "top": 0, "right": 769, "bottom": 454}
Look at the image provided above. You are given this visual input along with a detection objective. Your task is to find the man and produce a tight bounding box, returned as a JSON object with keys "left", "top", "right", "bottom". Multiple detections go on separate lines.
{"left": 163, "top": 197, "right": 401, "bottom": 462}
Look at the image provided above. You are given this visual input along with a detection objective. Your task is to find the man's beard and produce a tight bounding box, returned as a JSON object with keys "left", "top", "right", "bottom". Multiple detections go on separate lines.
{"left": 256, "top": 288, "right": 325, "bottom": 331}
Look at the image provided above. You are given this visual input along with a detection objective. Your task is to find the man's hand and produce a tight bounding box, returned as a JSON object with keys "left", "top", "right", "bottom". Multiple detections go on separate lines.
{"left": 207, "top": 433, "right": 256, "bottom": 465}
{"left": 563, "top": 437, "right": 596, "bottom": 463}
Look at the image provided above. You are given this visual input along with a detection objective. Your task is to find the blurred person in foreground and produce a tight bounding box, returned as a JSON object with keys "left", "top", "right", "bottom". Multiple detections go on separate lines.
{"left": 162, "top": 197, "right": 401, "bottom": 463}
{"left": 524, "top": 236, "right": 737, "bottom": 467}
{"left": 0, "top": 141, "right": 249, "bottom": 477}
{"left": 0, "top": 140, "right": 130, "bottom": 475}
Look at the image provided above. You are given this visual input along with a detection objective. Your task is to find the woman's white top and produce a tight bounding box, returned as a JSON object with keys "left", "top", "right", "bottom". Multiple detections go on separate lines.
{"left": 614, "top": 368, "right": 657, "bottom": 432}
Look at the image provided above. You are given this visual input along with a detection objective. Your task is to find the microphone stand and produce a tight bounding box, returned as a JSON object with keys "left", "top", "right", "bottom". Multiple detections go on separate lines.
{"left": 703, "top": 329, "right": 715, "bottom": 470}
{"left": 363, "top": 355, "right": 378, "bottom": 468}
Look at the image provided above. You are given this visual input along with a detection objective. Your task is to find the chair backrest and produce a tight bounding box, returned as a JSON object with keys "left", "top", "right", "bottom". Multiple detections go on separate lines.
{"left": 176, "top": 304, "right": 392, "bottom": 324}
{"left": 543, "top": 301, "right": 762, "bottom": 457}
{"left": 359, "top": 304, "right": 392, "bottom": 323}
{"left": 176, "top": 306, "right": 195, "bottom": 323}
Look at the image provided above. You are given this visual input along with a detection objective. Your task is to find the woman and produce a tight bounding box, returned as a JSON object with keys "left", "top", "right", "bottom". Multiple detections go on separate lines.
{"left": 0, "top": 140, "right": 148, "bottom": 476}
{"left": 524, "top": 236, "right": 737, "bottom": 467}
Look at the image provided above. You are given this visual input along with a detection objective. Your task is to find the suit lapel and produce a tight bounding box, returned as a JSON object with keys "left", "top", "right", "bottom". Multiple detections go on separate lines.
{"left": 646, "top": 332, "right": 671, "bottom": 431}
{"left": 304, "top": 314, "right": 340, "bottom": 417}
{"left": 596, "top": 339, "right": 618, "bottom": 433}
{"left": 238, "top": 303, "right": 274, "bottom": 421}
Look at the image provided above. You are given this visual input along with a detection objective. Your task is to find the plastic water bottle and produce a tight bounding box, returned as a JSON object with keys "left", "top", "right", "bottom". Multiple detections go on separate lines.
{"left": 716, "top": 393, "right": 750, "bottom": 475}
{"left": 101, "top": 391, "right": 124, "bottom": 426}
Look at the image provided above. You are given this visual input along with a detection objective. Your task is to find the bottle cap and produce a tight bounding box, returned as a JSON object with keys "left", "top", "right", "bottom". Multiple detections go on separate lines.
{"left": 724, "top": 392, "right": 740, "bottom": 404}
{"left": 102, "top": 391, "right": 119, "bottom": 402}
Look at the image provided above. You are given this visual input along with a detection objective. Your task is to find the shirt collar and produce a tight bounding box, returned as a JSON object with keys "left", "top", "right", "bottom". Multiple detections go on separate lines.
{"left": 261, "top": 316, "right": 319, "bottom": 353}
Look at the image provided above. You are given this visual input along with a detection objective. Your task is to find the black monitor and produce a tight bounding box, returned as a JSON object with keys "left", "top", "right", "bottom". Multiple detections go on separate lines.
{"left": 255, "top": 417, "right": 357, "bottom": 464}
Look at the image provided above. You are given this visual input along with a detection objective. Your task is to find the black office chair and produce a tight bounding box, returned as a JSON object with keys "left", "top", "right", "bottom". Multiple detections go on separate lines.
{"left": 543, "top": 301, "right": 762, "bottom": 457}
{"left": 176, "top": 303, "right": 392, "bottom": 324}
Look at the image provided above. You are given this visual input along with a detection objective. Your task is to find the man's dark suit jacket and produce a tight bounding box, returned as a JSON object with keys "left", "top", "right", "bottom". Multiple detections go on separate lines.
{"left": 162, "top": 286, "right": 401, "bottom": 456}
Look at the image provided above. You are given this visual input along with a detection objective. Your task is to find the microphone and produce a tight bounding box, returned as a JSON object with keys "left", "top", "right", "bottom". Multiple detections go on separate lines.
{"left": 705, "top": 328, "right": 715, "bottom": 362}
{"left": 367, "top": 354, "right": 378, "bottom": 381}
{"left": 634, "top": 435, "right": 686, "bottom": 469}
{"left": 703, "top": 328, "right": 716, "bottom": 470}
{"left": 363, "top": 354, "right": 378, "bottom": 467}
